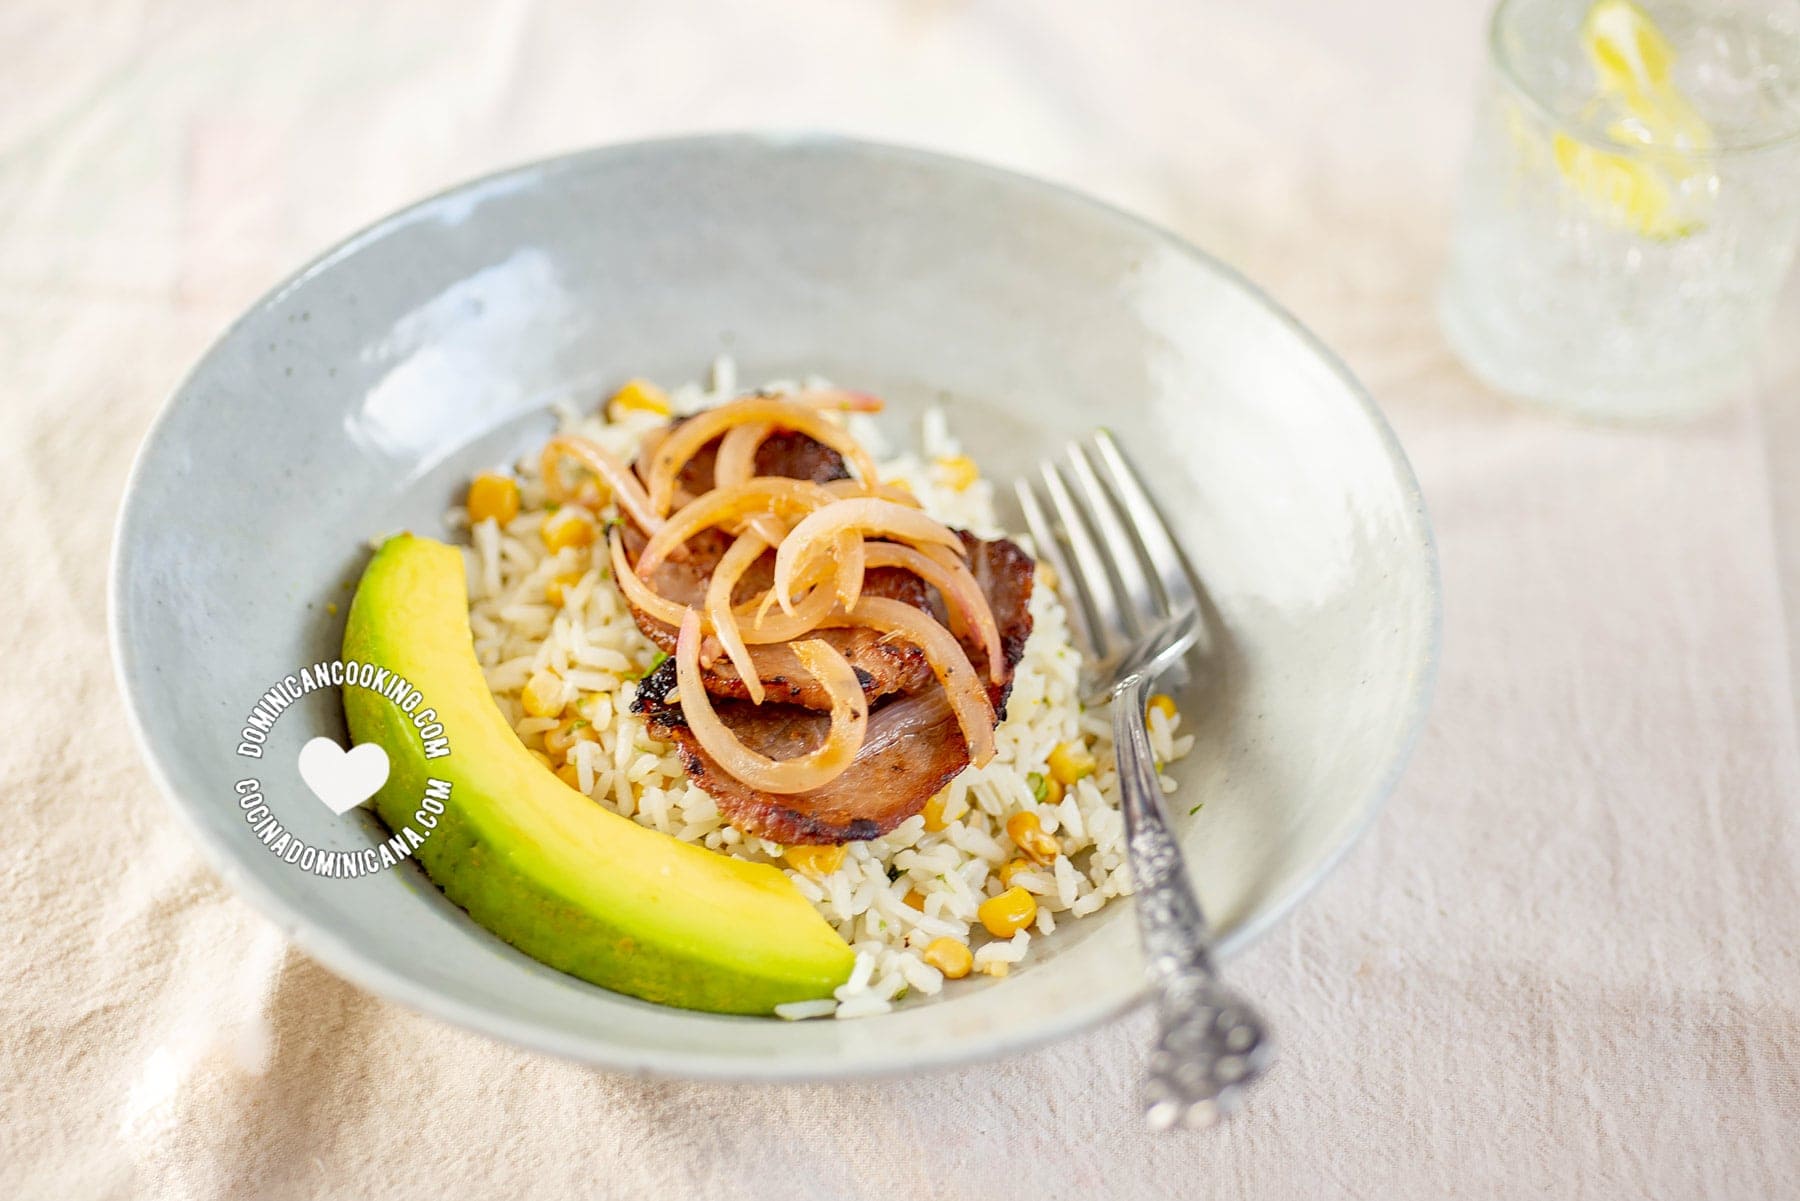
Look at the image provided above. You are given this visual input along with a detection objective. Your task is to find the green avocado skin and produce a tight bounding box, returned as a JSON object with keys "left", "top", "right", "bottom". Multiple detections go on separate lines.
{"left": 342, "top": 534, "right": 854, "bottom": 1016}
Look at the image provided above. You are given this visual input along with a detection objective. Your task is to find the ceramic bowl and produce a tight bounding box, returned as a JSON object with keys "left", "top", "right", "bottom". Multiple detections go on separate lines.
{"left": 111, "top": 134, "right": 1438, "bottom": 1080}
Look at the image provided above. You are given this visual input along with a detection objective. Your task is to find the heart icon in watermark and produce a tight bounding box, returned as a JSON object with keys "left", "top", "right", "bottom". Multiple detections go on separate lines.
{"left": 297, "top": 737, "right": 391, "bottom": 816}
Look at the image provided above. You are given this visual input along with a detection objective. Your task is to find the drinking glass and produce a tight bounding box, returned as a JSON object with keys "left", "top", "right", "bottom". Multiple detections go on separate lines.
{"left": 1439, "top": 0, "right": 1800, "bottom": 420}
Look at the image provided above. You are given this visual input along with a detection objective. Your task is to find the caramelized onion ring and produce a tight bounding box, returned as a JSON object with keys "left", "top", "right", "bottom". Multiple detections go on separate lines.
{"left": 706, "top": 532, "right": 771, "bottom": 704}
{"left": 773, "top": 499, "right": 966, "bottom": 614}
{"left": 816, "top": 597, "right": 997, "bottom": 766}
{"left": 609, "top": 526, "right": 686, "bottom": 627}
{"left": 825, "top": 478, "right": 922, "bottom": 507}
{"left": 611, "top": 526, "right": 838, "bottom": 642}
{"left": 788, "top": 388, "right": 885, "bottom": 412}
{"left": 863, "top": 542, "right": 1005, "bottom": 684}
{"left": 635, "top": 478, "right": 836, "bottom": 579}
{"left": 736, "top": 547, "right": 839, "bottom": 640}
{"left": 675, "top": 610, "right": 867, "bottom": 793}
{"left": 746, "top": 513, "right": 789, "bottom": 548}
{"left": 835, "top": 529, "right": 865, "bottom": 613}
{"left": 714, "top": 421, "right": 772, "bottom": 489}
{"left": 646, "top": 397, "right": 883, "bottom": 516}
{"left": 740, "top": 571, "right": 840, "bottom": 642}
{"left": 541, "top": 436, "right": 662, "bottom": 535}
{"left": 714, "top": 423, "right": 788, "bottom": 546}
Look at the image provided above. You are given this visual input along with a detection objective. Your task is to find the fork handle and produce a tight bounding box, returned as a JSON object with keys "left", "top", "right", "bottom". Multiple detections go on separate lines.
{"left": 1113, "top": 675, "right": 1272, "bottom": 1130}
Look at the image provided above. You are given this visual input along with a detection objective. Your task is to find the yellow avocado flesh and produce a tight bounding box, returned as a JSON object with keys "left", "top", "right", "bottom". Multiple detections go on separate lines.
{"left": 341, "top": 533, "right": 853, "bottom": 1014}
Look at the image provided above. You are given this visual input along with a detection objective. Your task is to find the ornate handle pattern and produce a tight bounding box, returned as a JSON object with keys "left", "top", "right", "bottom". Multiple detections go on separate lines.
{"left": 1113, "top": 675, "right": 1272, "bottom": 1130}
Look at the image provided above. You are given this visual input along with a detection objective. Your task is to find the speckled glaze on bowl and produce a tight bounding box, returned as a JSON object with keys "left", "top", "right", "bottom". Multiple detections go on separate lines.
{"left": 110, "top": 134, "right": 1439, "bottom": 1081}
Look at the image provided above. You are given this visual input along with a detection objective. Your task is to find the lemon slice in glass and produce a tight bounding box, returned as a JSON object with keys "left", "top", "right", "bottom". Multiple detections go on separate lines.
{"left": 1551, "top": 131, "right": 1698, "bottom": 238}
{"left": 1553, "top": 0, "right": 1716, "bottom": 239}
{"left": 1585, "top": 0, "right": 1676, "bottom": 93}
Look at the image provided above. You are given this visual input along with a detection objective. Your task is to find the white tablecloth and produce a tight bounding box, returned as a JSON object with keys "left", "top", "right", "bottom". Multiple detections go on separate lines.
{"left": 5, "top": 1, "right": 1798, "bottom": 1197}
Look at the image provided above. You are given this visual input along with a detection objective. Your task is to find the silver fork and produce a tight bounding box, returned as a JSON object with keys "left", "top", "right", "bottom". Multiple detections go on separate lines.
{"left": 1015, "top": 430, "right": 1273, "bottom": 1131}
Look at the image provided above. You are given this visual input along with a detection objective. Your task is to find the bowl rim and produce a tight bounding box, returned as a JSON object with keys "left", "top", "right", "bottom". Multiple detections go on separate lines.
{"left": 109, "top": 130, "right": 1442, "bottom": 1082}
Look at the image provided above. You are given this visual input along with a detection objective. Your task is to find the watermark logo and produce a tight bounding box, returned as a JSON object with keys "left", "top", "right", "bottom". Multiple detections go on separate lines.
{"left": 234, "top": 659, "right": 448, "bottom": 762}
{"left": 230, "top": 659, "right": 451, "bottom": 877}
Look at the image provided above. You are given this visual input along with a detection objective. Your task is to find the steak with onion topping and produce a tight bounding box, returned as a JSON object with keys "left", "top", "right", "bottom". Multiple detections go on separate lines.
{"left": 634, "top": 534, "right": 1036, "bottom": 843}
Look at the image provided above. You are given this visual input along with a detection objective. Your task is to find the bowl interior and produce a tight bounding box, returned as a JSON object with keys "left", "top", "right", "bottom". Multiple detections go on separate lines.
{"left": 112, "top": 135, "right": 1437, "bottom": 1079}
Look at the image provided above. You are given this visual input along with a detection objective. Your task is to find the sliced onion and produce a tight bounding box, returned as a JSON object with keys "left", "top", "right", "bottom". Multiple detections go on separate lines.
{"left": 816, "top": 597, "right": 996, "bottom": 766}
{"left": 744, "top": 553, "right": 833, "bottom": 638}
{"left": 541, "top": 436, "right": 662, "bottom": 535}
{"left": 744, "top": 512, "right": 789, "bottom": 547}
{"left": 608, "top": 527, "right": 687, "bottom": 626}
{"left": 718, "top": 413, "right": 907, "bottom": 538}
{"left": 740, "top": 578, "right": 839, "bottom": 642}
{"left": 773, "top": 498, "right": 966, "bottom": 613}
{"left": 864, "top": 542, "right": 1005, "bottom": 684}
{"left": 640, "top": 390, "right": 879, "bottom": 495}
{"left": 714, "top": 421, "right": 772, "bottom": 489}
{"left": 835, "top": 529, "right": 865, "bottom": 613}
{"left": 718, "top": 423, "right": 803, "bottom": 546}
{"left": 675, "top": 610, "right": 867, "bottom": 793}
{"left": 786, "top": 388, "right": 885, "bottom": 414}
{"left": 706, "top": 532, "right": 771, "bottom": 704}
{"left": 634, "top": 425, "right": 669, "bottom": 488}
{"left": 646, "top": 398, "right": 884, "bottom": 516}
{"left": 612, "top": 525, "right": 834, "bottom": 642}
{"left": 635, "top": 478, "right": 835, "bottom": 579}
{"left": 825, "top": 478, "right": 922, "bottom": 507}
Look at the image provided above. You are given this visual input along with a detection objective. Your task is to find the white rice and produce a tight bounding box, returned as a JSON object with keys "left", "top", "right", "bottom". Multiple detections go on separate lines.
{"left": 453, "top": 358, "right": 1195, "bottom": 1018}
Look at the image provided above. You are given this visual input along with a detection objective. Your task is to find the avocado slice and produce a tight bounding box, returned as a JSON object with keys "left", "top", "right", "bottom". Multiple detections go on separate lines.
{"left": 342, "top": 533, "right": 854, "bottom": 1014}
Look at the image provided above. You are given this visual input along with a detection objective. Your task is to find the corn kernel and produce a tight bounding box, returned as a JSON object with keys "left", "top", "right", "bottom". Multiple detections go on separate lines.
{"left": 998, "top": 858, "right": 1034, "bottom": 888}
{"left": 1147, "top": 694, "right": 1178, "bottom": 724}
{"left": 1037, "top": 560, "right": 1058, "bottom": 591}
{"left": 544, "top": 571, "right": 584, "bottom": 607}
{"left": 1047, "top": 740, "right": 1096, "bottom": 786}
{"left": 903, "top": 889, "right": 926, "bottom": 910}
{"left": 579, "top": 691, "right": 614, "bottom": 728}
{"left": 554, "top": 762, "right": 581, "bottom": 790}
{"left": 541, "top": 508, "right": 596, "bottom": 553}
{"left": 935, "top": 454, "right": 979, "bottom": 492}
{"left": 979, "top": 960, "right": 1011, "bottom": 978}
{"left": 607, "top": 378, "right": 672, "bottom": 421}
{"left": 466, "top": 472, "right": 520, "bottom": 527}
{"left": 921, "top": 937, "right": 973, "bottom": 980}
{"left": 520, "top": 671, "right": 564, "bottom": 719}
{"left": 782, "top": 844, "right": 847, "bottom": 879}
{"left": 978, "top": 886, "right": 1037, "bottom": 938}
{"left": 921, "top": 789, "right": 950, "bottom": 832}
{"left": 1005, "top": 811, "right": 1060, "bottom": 866}
{"left": 543, "top": 715, "right": 596, "bottom": 759}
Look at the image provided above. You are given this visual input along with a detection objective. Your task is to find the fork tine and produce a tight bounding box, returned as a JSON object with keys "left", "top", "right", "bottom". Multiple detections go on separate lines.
{"left": 1041, "top": 460, "right": 1133, "bottom": 662}
{"left": 1014, "top": 478, "right": 1099, "bottom": 661}
{"left": 1090, "top": 430, "right": 1200, "bottom": 618}
{"left": 1067, "top": 442, "right": 1162, "bottom": 630}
